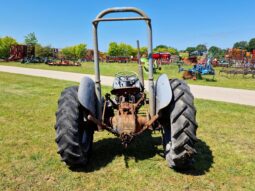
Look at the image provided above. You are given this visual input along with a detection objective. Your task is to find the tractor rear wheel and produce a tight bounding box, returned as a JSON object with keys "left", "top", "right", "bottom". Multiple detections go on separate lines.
{"left": 55, "top": 86, "right": 94, "bottom": 167}
{"left": 160, "top": 79, "right": 198, "bottom": 169}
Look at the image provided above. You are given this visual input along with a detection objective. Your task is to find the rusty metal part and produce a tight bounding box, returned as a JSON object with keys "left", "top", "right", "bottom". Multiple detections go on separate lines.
{"left": 88, "top": 115, "right": 119, "bottom": 135}
{"left": 132, "top": 114, "right": 159, "bottom": 136}
{"left": 89, "top": 91, "right": 159, "bottom": 146}
{"left": 109, "top": 101, "right": 149, "bottom": 145}
{"left": 183, "top": 71, "right": 195, "bottom": 80}
{"left": 134, "top": 93, "right": 145, "bottom": 110}
{"left": 105, "top": 93, "right": 118, "bottom": 108}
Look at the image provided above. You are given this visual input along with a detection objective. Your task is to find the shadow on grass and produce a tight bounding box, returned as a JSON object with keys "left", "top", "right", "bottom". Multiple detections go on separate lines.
{"left": 71, "top": 131, "right": 162, "bottom": 172}
{"left": 71, "top": 135, "right": 213, "bottom": 176}
{"left": 175, "top": 139, "right": 214, "bottom": 176}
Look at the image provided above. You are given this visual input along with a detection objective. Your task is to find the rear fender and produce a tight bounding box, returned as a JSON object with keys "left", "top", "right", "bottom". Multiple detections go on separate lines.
{"left": 155, "top": 74, "right": 172, "bottom": 114}
{"left": 78, "top": 77, "right": 97, "bottom": 117}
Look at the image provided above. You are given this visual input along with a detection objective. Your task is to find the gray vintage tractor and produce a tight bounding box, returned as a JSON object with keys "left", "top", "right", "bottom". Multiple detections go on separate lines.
{"left": 55, "top": 7, "right": 198, "bottom": 169}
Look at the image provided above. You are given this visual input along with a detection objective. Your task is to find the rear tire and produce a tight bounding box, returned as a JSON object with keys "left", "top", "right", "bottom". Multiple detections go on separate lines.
{"left": 160, "top": 79, "right": 198, "bottom": 169}
{"left": 55, "top": 86, "right": 94, "bottom": 167}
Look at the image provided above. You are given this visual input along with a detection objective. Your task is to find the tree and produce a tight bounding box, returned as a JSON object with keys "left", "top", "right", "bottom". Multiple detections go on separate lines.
{"left": 185, "top": 47, "right": 196, "bottom": 53}
{"left": 233, "top": 41, "right": 248, "bottom": 50}
{"left": 248, "top": 38, "right": 255, "bottom": 51}
{"left": 0, "top": 36, "right": 18, "bottom": 59}
{"left": 108, "top": 42, "right": 119, "bottom": 56}
{"left": 196, "top": 44, "right": 207, "bottom": 52}
{"left": 108, "top": 42, "right": 135, "bottom": 57}
{"left": 131, "top": 48, "right": 138, "bottom": 57}
{"left": 61, "top": 46, "right": 74, "bottom": 59}
{"left": 208, "top": 46, "right": 225, "bottom": 59}
{"left": 154, "top": 47, "right": 168, "bottom": 53}
{"left": 154, "top": 45, "right": 168, "bottom": 51}
{"left": 74, "top": 44, "right": 87, "bottom": 59}
{"left": 168, "top": 47, "right": 178, "bottom": 55}
{"left": 35, "top": 44, "right": 53, "bottom": 58}
{"left": 24, "top": 32, "right": 38, "bottom": 45}
{"left": 118, "top": 43, "right": 133, "bottom": 56}
{"left": 140, "top": 47, "right": 148, "bottom": 56}
{"left": 61, "top": 44, "right": 87, "bottom": 60}
{"left": 154, "top": 45, "right": 179, "bottom": 55}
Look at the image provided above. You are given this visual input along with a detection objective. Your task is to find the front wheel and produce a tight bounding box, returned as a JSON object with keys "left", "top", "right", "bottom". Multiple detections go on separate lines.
{"left": 160, "top": 79, "right": 198, "bottom": 169}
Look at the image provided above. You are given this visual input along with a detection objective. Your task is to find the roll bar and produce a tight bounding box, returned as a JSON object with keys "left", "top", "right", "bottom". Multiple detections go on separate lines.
{"left": 92, "top": 7, "right": 155, "bottom": 118}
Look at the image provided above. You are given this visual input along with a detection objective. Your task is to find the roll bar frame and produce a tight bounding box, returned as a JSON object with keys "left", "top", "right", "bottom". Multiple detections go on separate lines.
{"left": 92, "top": 7, "right": 155, "bottom": 118}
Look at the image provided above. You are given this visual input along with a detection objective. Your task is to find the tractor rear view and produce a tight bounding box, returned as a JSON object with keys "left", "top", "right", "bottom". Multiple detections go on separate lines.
{"left": 54, "top": 7, "right": 198, "bottom": 169}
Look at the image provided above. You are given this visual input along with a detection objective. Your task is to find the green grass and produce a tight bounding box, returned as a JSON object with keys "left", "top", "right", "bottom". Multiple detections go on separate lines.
{"left": 1, "top": 61, "right": 255, "bottom": 90}
{"left": 1, "top": 72, "right": 255, "bottom": 190}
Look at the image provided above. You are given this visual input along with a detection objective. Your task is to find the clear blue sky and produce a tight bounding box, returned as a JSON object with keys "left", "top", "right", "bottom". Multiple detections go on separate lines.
{"left": 1, "top": 0, "right": 254, "bottom": 51}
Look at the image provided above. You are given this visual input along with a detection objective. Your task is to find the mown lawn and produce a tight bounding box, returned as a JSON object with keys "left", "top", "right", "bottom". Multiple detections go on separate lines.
{"left": 0, "top": 72, "right": 255, "bottom": 191}
{"left": 1, "top": 61, "right": 255, "bottom": 90}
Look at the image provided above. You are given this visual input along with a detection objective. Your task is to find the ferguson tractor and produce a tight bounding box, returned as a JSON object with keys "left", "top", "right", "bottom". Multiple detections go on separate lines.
{"left": 55, "top": 7, "right": 198, "bottom": 169}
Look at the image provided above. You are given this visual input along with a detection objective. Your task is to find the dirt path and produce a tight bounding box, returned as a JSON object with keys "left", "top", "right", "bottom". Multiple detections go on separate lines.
{"left": 1, "top": 65, "right": 255, "bottom": 106}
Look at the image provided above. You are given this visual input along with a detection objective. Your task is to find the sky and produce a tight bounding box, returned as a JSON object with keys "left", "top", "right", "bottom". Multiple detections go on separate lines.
{"left": 0, "top": 0, "right": 254, "bottom": 51}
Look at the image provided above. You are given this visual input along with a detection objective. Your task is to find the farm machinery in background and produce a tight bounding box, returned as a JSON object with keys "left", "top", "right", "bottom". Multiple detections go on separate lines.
{"left": 225, "top": 48, "right": 255, "bottom": 66}
{"left": 141, "top": 57, "right": 161, "bottom": 73}
{"left": 152, "top": 52, "right": 171, "bottom": 64}
{"left": 7, "top": 44, "right": 81, "bottom": 66}
{"left": 54, "top": 7, "right": 198, "bottom": 170}
{"left": 179, "top": 57, "right": 215, "bottom": 80}
{"left": 42, "top": 49, "right": 82, "bottom": 66}
{"left": 46, "top": 59, "right": 81, "bottom": 66}
{"left": 106, "top": 56, "right": 130, "bottom": 63}
{"left": 181, "top": 50, "right": 206, "bottom": 65}
{"left": 85, "top": 49, "right": 106, "bottom": 62}
{"left": 219, "top": 49, "right": 255, "bottom": 78}
{"left": 7, "top": 45, "right": 35, "bottom": 62}
{"left": 142, "top": 52, "right": 171, "bottom": 73}
{"left": 7, "top": 44, "right": 53, "bottom": 63}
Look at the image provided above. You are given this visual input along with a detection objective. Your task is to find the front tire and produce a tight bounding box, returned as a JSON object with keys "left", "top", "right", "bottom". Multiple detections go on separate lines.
{"left": 55, "top": 86, "right": 94, "bottom": 167}
{"left": 160, "top": 79, "right": 198, "bottom": 169}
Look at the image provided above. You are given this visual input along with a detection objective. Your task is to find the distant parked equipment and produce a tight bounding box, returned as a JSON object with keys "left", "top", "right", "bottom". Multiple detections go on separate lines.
{"left": 152, "top": 52, "right": 171, "bottom": 64}
{"left": 106, "top": 56, "right": 130, "bottom": 63}
{"left": 219, "top": 63, "right": 255, "bottom": 78}
{"left": 8, "top": 45, "right": 35, "bottom": 61}
{"left": 21, "top": 56, "right": 46, "bottom": 64}
{"left": 182, "top": 51, "right": 205, "bottom": 65}
{"left": 252, "top": 50, "right": 255, "bottom": 64}
{"left": 85, "top": 49, "right": 106, "bottom": 62}
{"left": 141, "top": 57, "right": 161, "bottom": 73}
{"left": 179, "top": 58, "right": 215, "bottom": 80}
{"left": 46, "top": 59, "right": 81, "bottom": 66}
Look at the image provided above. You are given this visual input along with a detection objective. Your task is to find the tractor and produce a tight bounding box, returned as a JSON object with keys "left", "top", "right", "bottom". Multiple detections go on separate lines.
{"left": 55, "top": 7, "right": 198, "bottom": 169}
{"left": 179, "top": 57, "right": 215, "bottom": 80}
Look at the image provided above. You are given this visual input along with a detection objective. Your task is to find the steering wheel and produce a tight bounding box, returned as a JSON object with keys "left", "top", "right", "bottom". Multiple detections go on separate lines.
{"left": 115, "top": 71, "right": 138, "bottom": 82}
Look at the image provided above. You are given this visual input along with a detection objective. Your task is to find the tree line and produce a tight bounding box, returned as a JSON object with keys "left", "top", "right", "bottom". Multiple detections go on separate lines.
{"left": 107, "top": 42, "right": 179, "bottom": 57}
{"left": 233, "top": 39, "right": 255, "bottom": 51}
{"left": 0, "top": 33, "right": 87, "bottom": 60}
{"left": 1, "top": 33, "right": 255, "bottom": 60}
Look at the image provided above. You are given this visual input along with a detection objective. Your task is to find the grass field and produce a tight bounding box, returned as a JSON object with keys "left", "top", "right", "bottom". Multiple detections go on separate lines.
{"left": 1, "top": 61, "right": 255, "bottom": 90}
{"left": 1, "top": 72, "right": 255, "bottom": 190}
